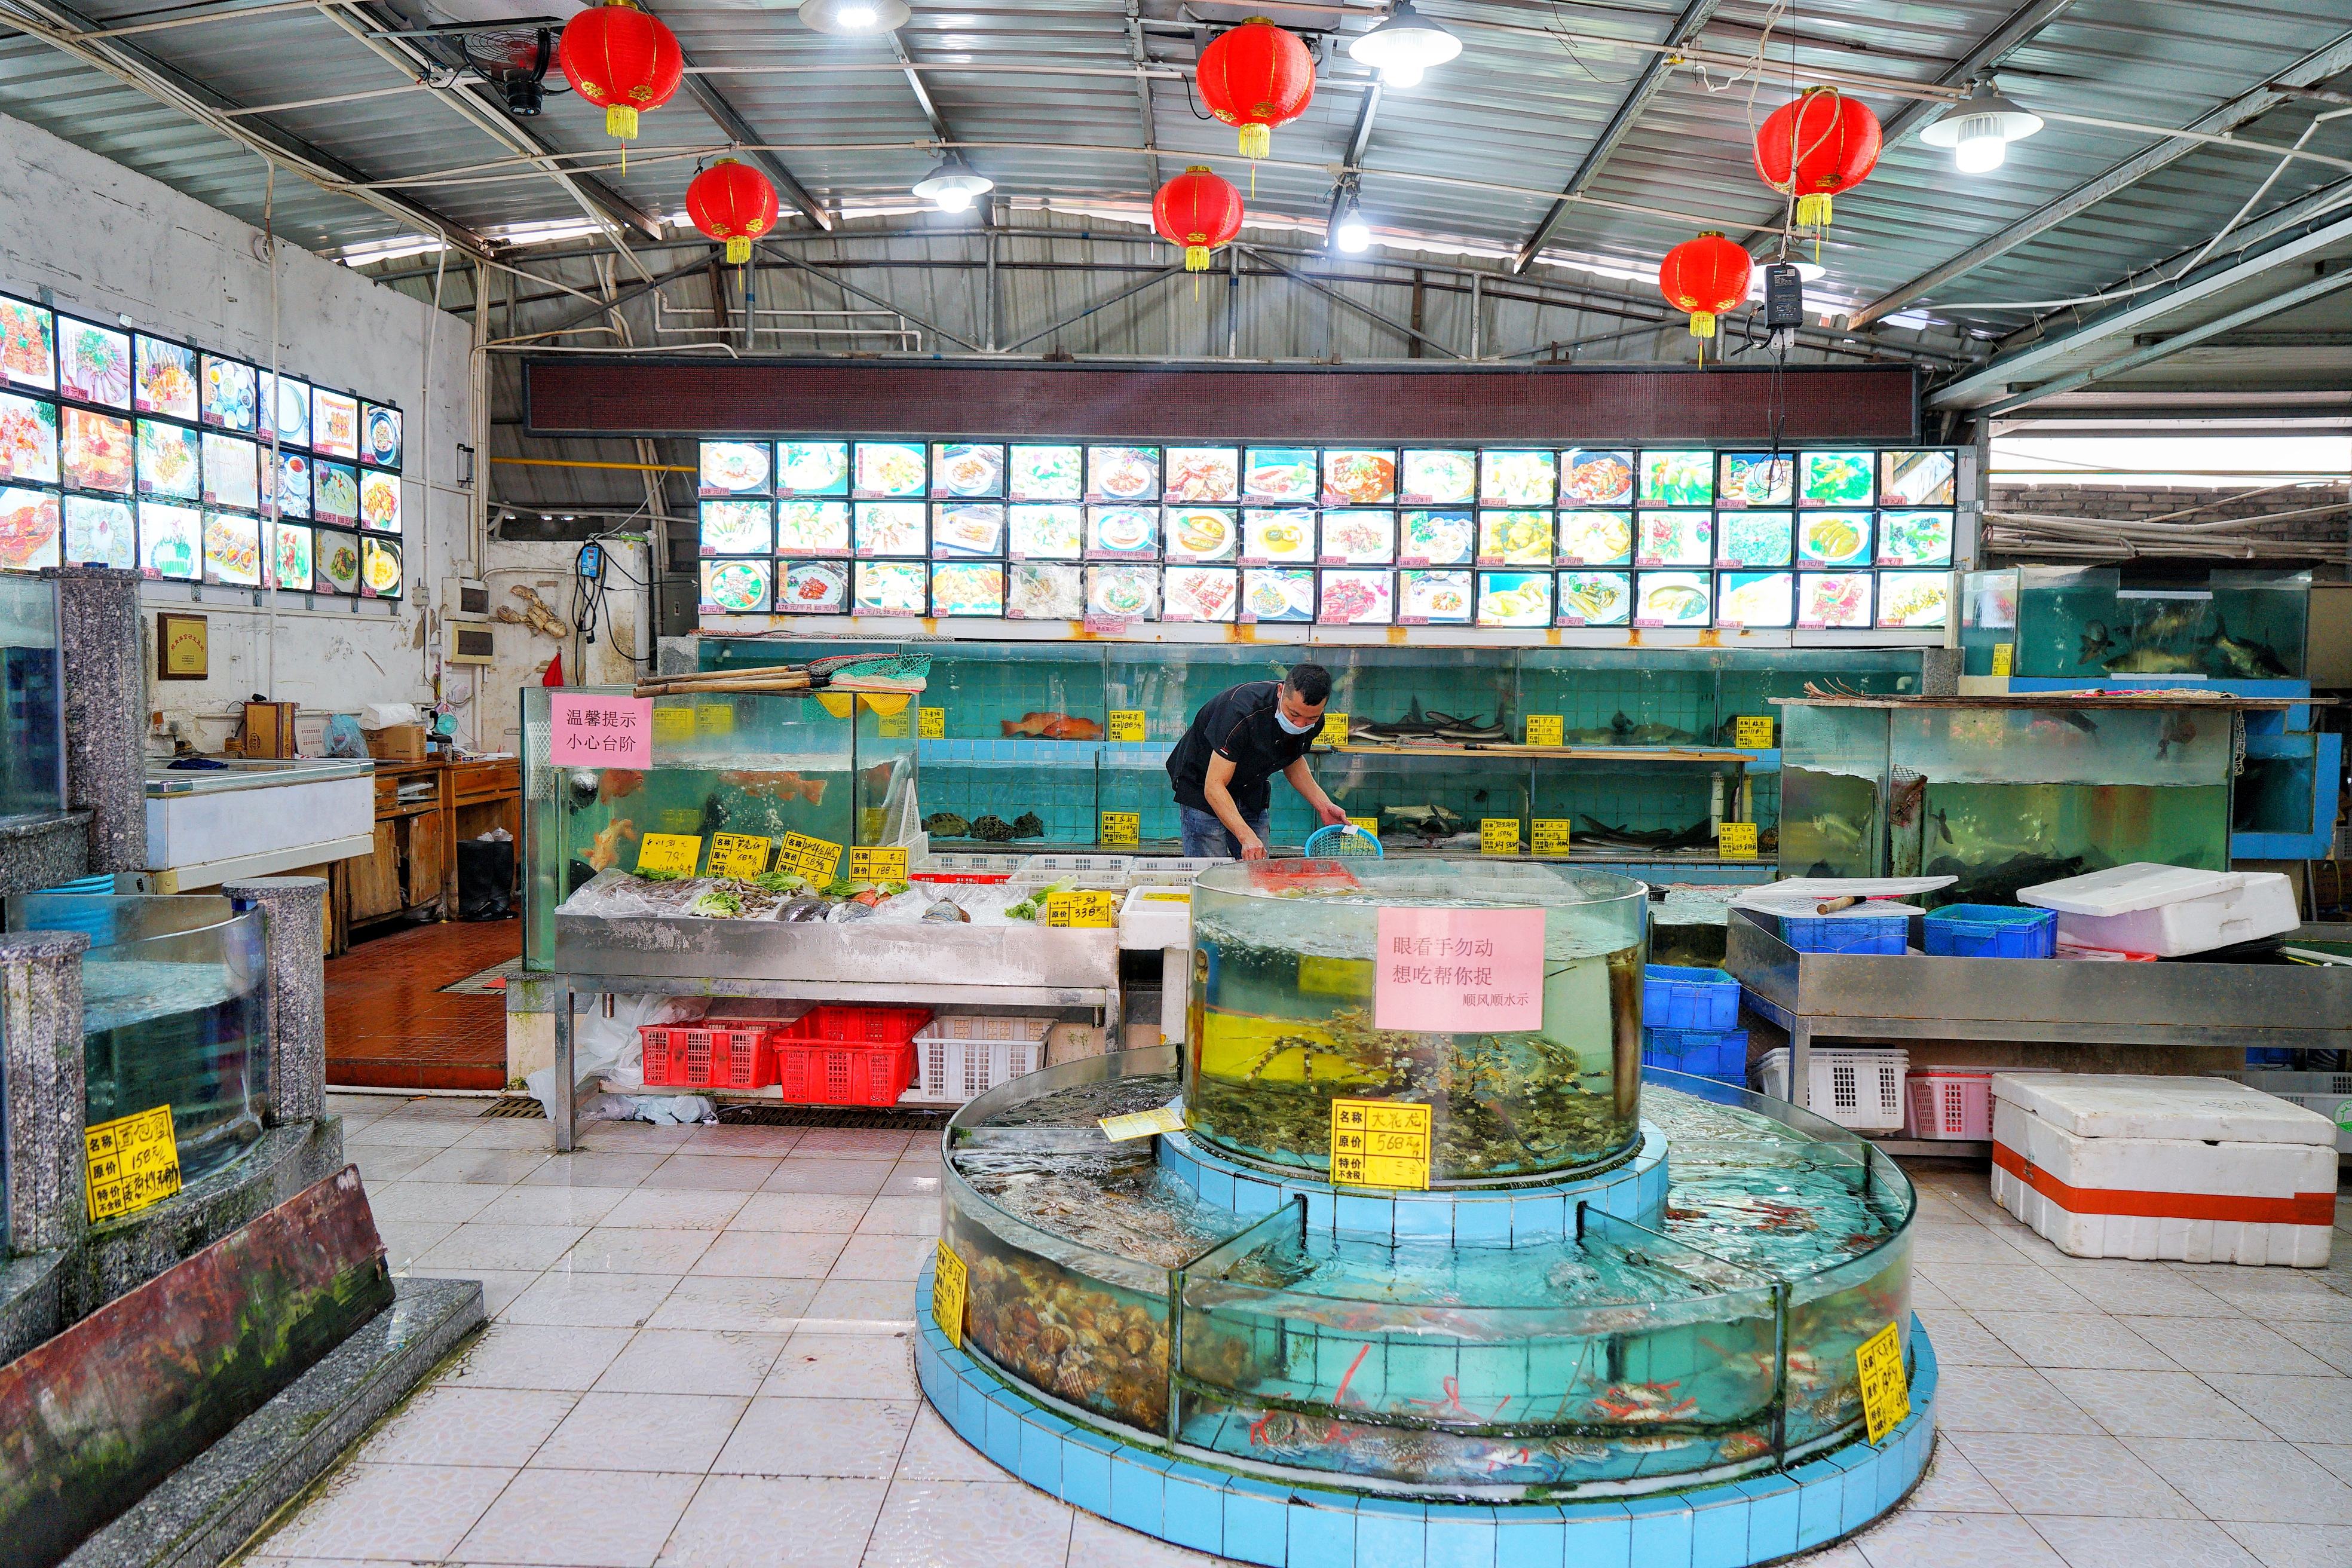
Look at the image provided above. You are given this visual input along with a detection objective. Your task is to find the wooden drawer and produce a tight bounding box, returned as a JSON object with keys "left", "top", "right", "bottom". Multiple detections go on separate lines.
{"left": 452, "top": 760, "right": 519, "bottom": 804}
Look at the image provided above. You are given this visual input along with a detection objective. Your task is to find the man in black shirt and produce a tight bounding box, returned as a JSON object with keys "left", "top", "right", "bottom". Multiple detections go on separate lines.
{"left": 1165, "top": 663, "right": 1349, "bottom": 859}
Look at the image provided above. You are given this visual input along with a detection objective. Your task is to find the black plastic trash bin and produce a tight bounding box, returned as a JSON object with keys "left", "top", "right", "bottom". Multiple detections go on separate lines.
{"left": 456, "top": 838, "right": 515, "bottom": 920}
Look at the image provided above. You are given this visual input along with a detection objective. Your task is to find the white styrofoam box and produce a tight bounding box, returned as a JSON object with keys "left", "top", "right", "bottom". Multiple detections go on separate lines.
{"left": 1119, "top": 884, "right": 1193, "bottom": 950}
{"left": 146, "top": 773, "right": 373, "bottom": 872}
{"left": 1991, "top": 1072, "right": 2338, "bottom": 1144}
{"left": 2230, "top": 1070, "right": 2352, "bottom": 1156}
{"left": 1758, "top": 1048, "right": 1909, "bottom": 1131}
{"left": 1990, "top": 1087, "right": 2335, "bottom": 1267}
{"left": 906, "top": 1014, "right": 1051, "bottom": 1103}
{"left": 2016, "top": 863, "right": 2299, "bottom": 957}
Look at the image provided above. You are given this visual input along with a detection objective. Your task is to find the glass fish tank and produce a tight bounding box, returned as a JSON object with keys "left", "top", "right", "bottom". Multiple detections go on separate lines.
{"left": 938, "top": 1049, "right": 1919, "bottom": 1494}
{"left": 1186, "top": 860, "right": 1646, "bottom": 1182}
{"left": 11, "top": 893, "right": 270, "bottom": 1186}
{"left": 0, "top": 571, "right": 63, "bottom": 823}
{"left": 2015, "top": 565, "right": 2307, "bottom": 681}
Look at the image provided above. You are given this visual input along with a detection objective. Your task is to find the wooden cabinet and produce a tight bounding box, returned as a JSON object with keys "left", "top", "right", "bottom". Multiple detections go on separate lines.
{"left": 326, "top": 756, "right": 523, "bottom": 948}
{"left": 347, "top": 821, "right": 404, "bottom": 921}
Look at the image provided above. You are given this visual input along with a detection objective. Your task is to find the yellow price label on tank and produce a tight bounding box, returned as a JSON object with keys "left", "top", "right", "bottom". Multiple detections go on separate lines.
{"left": 1856, "top": 1321, "right": 1911, "bottom": 1443}
{"left": 1100, "top": 811, "right": 1140, "bottom": 847}
{"left": 849, "top": 847, "right": 907, "bottom": 882}
{"left": 779, "top": 832, "right": 842, "bottom": 881}
{"left": 695, "top": 704, "right": 734, "bottom": 736}
{"left": 918, "top": 706, "right": 947, "bottom": 739}
{"left": 1480, "top": 818, "right": 1520, "bottom": 855}
{"left": 932, "top": 1241, "right": 968, "bottom": 1349}
{"left": 1348, "top": 816, "right": 1380, "bottom": 837}
{"left": 1734, "top": 715, "right": 1775, "bottom": 749}
{"left": 1990, "top": 642, "right": 2014, "bottom": 678}
{"left": 1099, "top": 1103, "right": 1186, "bottom": 1141}
{"left": 85, "top": 1104, "right": 181, "bottom": 1222}
{"left": 1318, "top": 712, "right": 1349, "bottom": 746}
{"left": 1045, "top": 890, "right": 1121, "bottom": 927}
{"left": 1107, "top": 709, "right": 1147, "bottom": 742}
{"left": 1532, "top": 819, "right": 1573, "bottom": 855}
{"left": 636, "top": 833, "right": 703, "bottom": 877}
{"left": 651, "top": 706, "right": 694, "bottom": 745}
{"left": 1330, "top": 1098, "right": 1431, "bottom": 1190}
{"left": 1524, "top": 714, "right": 1564, "bottom": 747}
{"left": 708, "top": 832, "right": 773, "bottom": 878}
{"left": 874, "top": 706, "right": 910, "bottom": 739}
{"left": 1298, "top": 956, "right": 1373, "bottom": 997}
{"left": 1718, "top": 822, "right": 1759, "bottom": 859}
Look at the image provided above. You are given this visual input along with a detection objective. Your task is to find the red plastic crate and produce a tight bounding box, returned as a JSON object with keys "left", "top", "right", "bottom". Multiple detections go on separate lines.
{"left": 638, "top": 1020, "right": 779, "bottom": 1090}
{"left": 1903, "top": 1069, "right": 1994, "bottom": 1141}
{"left": 776, "top": 1005, "right": 933, "bottom": 1046}
{"left": 775, "top": 1039, "right": 915, "bottom": 1105}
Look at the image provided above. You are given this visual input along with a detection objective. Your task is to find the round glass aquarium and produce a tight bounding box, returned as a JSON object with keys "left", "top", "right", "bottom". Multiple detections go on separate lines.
{"left": 1184, "top": 859, "right": 1647, "bottom": 1182}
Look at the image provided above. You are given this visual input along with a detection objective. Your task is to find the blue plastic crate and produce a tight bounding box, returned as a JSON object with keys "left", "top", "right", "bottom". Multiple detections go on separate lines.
{"left": 1922, "top": 904, "right": 2055, "bottom": 959}
{"left": 1642, "top": 964, "right": 1740, "bottom": 1030}
{"left": 2246, "top": 1047, "right": 2296, "bottom": 1067}
{"left": 1643, "top": 1026, "right": 1748, "bottom": 1083}
{"left": 1777, "top": 912, "right": 1908, "bottom": 955}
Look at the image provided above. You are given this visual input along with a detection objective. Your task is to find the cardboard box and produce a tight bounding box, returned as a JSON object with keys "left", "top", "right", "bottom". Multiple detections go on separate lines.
{"left": 365, "top": 724, "right": 427, "bottom": 761}
{"left": 239, "top": 701, "right": 299, "bottom": 759}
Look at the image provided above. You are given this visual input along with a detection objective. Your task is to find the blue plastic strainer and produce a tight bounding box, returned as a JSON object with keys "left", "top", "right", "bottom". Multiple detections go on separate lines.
{"left": 1303, "top": 823, "right": 1384, "bottom": 858}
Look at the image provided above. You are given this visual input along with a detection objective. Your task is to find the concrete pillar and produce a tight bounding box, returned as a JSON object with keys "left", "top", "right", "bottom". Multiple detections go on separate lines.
{"left": 222, "top": 877, "right": 327, "bottom": 1125}
{"left": 45, "top": 566, "right": 145, "bottom": 875}
{"left": 1, "top": 930, "right": 90, "bottom": 1256}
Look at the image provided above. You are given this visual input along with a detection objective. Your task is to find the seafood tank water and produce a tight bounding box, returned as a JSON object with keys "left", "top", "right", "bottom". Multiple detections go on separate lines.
{"left": 1187, "top": 860, "right": 1643, "bottom": 1181}
{"left": 923, "top": 859, "right": 1930, "bottom": 1561}
{"left": 11, "top": 893, "right": 270, "bottom": 1185}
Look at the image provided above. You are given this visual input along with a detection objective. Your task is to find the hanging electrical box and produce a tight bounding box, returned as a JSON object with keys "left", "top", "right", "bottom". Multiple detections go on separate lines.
{"left": 443, "top": 621, "right": 496, "bottom": 666}
{"left": 442, "top": 576, "right": 491, "bottom": 621}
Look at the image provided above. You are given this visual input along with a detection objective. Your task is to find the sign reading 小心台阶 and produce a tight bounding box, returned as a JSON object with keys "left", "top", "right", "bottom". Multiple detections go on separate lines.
{"left": 1373, "top": 906, "right": 1544, "bottom": 1033}
{"left": 551, "top": 695, "right": 652, "bottom": 765}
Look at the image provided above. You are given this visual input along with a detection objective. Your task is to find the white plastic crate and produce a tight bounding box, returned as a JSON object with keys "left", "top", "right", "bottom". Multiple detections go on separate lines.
{"left": 1128, "top": 856, "right": 1230, "bottom": 885}
{"left": 1010, "top": 867, "right": 1132, "bottom": 891}
{"left": 911, "top": 852, "right": 1025, "bottom": 883}
{"left": 2232, "top": 1070, "right": 2352, "bottom": 1155}
{"left": 1904, "top": 1069, "right": 1995, "bottom": 1141}
{"left": 907, "top": 1014, "right": 1052, "bottom": 1103}
{"left": 1019, "top": 854, "right": 1135, "bottom": 874}
{"left": 1759, "top": 1047, "right": 1909, "bottom": 1131}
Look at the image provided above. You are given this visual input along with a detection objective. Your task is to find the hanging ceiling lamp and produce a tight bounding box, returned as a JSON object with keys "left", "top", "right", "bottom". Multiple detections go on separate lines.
{"left": 912, "top": 154, "right": 993, "bottom": 213}
{"left": 557, "top": 0, "right": 683, "bottom": 154}
{"left": 1753, "top": 85, "right": 1881, "bottom": 231}
{"left": 796, "top": 0, "right": 909, "bottom": 33}
{"left": 1919, "top": 80, "right": 2044, "bottom": 173}
{"left": 1331, "top": 189, "right": 1371, "bottom": 253}
{"left": 1154, "top": 166, "right": 1245, "bottom": 272}
{"left": 1658, "top": 232, "right": 1752, "bottom": 360}
{"left": 1345, "top": 0, "right": 1460, "bottom": 88}
{"left": 1195, "top": 17, "right": 1315, "bottom": 164}
{"left": 687, "top": 158, "right": 779, "bottom": 264}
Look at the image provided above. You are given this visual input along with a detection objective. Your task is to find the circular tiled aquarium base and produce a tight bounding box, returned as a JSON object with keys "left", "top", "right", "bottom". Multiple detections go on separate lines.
{"left": 915, "top": 1262, "right": 1939, "bottom": 1568}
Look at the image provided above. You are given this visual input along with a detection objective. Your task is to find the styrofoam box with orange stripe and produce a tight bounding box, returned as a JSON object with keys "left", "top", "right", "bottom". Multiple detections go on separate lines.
{"left": 1990, "top": 1073, "right": 2337, "bottom": 1267}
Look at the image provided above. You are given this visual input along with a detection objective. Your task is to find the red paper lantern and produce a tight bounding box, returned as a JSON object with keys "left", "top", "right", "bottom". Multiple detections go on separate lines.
{"left": 559, "top": 0, "right": 683, "bottom": 145}
{"left": 1754, "top": 86, "right": 1881, "bottom": 229}
{"left": 688, "top": 159, "right": 778, "bottom": 265}
{"left": 1196, "top": 17, "right": 1315, "bottom": 161}
{"left": 1658, "top": 232, "right": 1751, "bottom": 341}
{"left": 1154, "top": 166, "right": 1245, "bottom": 271}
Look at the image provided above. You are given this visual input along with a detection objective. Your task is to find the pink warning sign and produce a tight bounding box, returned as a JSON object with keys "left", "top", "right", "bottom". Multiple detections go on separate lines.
{"left": 1373, "top": 906, "right": 1545, "bottom": 1033}
{"left": 549, "top": 694, "right": 652, "bottom": 766}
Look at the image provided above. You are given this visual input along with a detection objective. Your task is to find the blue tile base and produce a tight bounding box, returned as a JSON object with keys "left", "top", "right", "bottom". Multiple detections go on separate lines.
{"left": 915, "top": 1264, "right": 1939, "bottom": 1568}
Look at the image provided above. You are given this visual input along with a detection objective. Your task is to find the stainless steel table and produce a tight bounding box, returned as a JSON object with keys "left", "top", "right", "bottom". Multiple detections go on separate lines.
{"left": 1725, "top": 911, "right": 2352, "bottom": 1157}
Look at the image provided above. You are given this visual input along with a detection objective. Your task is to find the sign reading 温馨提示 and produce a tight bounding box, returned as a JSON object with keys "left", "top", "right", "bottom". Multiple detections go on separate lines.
{"left": 550, "top": 696, "right": 652, "bottom": 765}
{"left": 1372, "top": 906, "right": 1544, "bottom": 1033}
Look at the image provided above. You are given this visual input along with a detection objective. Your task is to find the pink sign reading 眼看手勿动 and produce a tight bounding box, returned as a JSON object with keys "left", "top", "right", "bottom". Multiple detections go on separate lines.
{"left": 549, "top": 695, "right": 653, "bottom": 766}
{"left": 1373, "top": 905, "right": 1545, "bottom": 1033}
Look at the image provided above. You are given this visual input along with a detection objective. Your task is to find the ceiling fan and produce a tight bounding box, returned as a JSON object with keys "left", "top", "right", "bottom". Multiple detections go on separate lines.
{"left": 378, "top": 16, "right": 570, "bottom": 117}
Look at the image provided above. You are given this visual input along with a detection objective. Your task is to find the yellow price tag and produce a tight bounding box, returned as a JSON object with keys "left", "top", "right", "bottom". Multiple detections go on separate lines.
{"left": 651, "top": 706, "right": 694, "bottom": 744}
{"left": 695, "top": 704, "right": 734, "bottom": 736}
{"left": 849, "top": 847, "right": 908, "bottom": 882}
{"left": 1480, "top": 818, "right": 1520, "bottom": 855}
{"left": 658, "top": 808, "right": 700, "bottom": 835}
{"left": 918, "top": 706, "right": 947, "bottom": 739}
{"left": 779, "top": 832, "right": 843, "bottom": 881}
{"left": 1348, "top": 816, "right": 1380, "bottom": 837}
{"left": 1318, "top": 712, "right": 1349, "bottom": 746}
{"left": 708, "top": 832, "right": 773, "bottom": 878}
{"left": 1524, "top": 714, "right": 1564, "bottom": 747}
{"left": 1718, "top": 822, "right": 1759, "bottom": 860}
{"left": 1856, "top": 1321, "right": 1911, "bottom": 1443}
{"left": 1099, "top": 1104, "right": 1186, "bottom": 1141}
{"left": 1101, "top": 811, "right": 1140, "bottom": 847}
{"left": 1734, "top": 716, "right": 1775, "bottom": 749}
{"left": 1107, "top": 709, "right": 1147, "bottom": 742}
{"left": 1045, "top": 890, "right": 1121, "bottom": 927}
{"left": 1330, "top": 1098, "right": 1431, "bottom": 1190}
{"left": 1532, "top": 819, "right": 1572, "bottom": 855}
{"left": 875, "top": 706, "right": 910, "bottom": 739}
{"left": 932, "top": 1241, "right": 969, "bottom": 1350}
{"left": 85, "top": 1104, "right": 181, "bottom": 1221}
{"left": 1298, "top": 955, "right": 1373, "bottom": 996}
{"left": 1990, "top": 642, "right": 2014, "bottom": 678}
{"left": 636, "top": 833, "right": 703, "bottom": 876}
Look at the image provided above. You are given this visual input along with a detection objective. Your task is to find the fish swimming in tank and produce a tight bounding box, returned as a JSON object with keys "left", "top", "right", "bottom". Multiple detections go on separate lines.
{"left": 596, "top": 768, "right": 645, "bottom": 804}
{"left": 587, "top": 817, "right": 637, "bottom": 871}
{"left": 924, "top": 811, "right": 970, "bottom": 837}
{"left": 2157, "top": 710, "right": 2198, "bottom": 760}
{"left": 2079, "top": 620, "right": 2205, "bottom": 674}
{"left": 720, "top": 769, "right": 828, "bottom": 804}
{"left": 1001, "top": 712, "right": 1104, "bottom": 740}
{"left": 2204, "top": 620, "right": 2290, "bottom": 679}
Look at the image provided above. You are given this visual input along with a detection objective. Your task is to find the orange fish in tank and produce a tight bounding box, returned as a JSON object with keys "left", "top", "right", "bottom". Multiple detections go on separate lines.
{"left": 597, "top": 768, "right": 645, "bottom": 803}
{"left": 588, "top": 817, "right": 637, "bottom": 870}
{"left": 1000, "top": 712, "right": 1104, "bottom": 740}
{"left": 720, "top": 770, "right": 828, "bottom": 804}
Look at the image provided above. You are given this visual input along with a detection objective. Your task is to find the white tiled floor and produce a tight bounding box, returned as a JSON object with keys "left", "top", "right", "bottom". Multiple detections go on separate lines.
{"left": 243, "top": 1095, "right": 2352, "bottom": 1568}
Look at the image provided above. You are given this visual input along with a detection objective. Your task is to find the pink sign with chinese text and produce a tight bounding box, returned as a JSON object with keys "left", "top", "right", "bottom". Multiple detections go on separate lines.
{"left": 549, "top": 695, "right": 653, "bottom": 766}
{"left": 1373, "top": 906, "right": 1544, "bottom": 1033}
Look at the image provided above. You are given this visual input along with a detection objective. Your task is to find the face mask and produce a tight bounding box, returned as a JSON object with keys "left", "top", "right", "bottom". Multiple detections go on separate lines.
{"left": 1275, "top": 706, "right": 1316, "bottom": 736}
